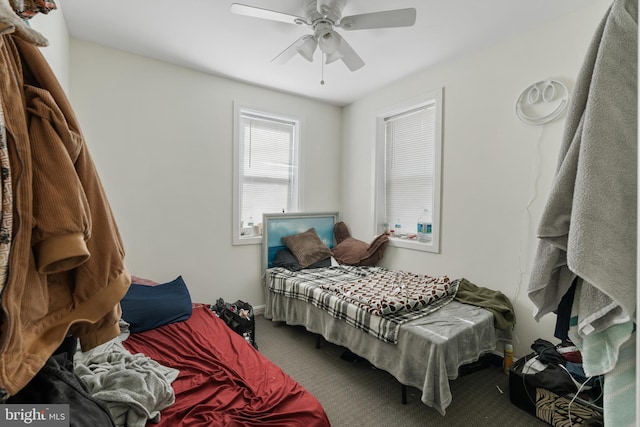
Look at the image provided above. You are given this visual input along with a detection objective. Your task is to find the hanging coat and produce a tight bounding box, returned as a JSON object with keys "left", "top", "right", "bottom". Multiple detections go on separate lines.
{"left": 0, "top": 1, "right": 130, "bottom": 397}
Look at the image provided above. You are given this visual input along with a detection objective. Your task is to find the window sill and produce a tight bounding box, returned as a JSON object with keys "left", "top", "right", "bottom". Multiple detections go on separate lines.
{"left": 233, "top": 235, "right": 262, "bottom": 246}
{"left": 388, "top": 236, "right": 439, "bottom": 253}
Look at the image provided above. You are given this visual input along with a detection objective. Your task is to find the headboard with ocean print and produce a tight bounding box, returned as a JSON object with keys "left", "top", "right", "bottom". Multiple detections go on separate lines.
{"left": 262, "top": 212, "right": 339, "bottom": 272}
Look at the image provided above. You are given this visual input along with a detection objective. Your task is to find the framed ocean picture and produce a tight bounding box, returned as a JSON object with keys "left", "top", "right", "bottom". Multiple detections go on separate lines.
{"left": 262, "top": 212, "right": 339, "bottom": 271}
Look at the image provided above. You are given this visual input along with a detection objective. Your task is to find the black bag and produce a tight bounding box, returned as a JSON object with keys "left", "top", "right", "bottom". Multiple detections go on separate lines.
{"left": 211, "top": 298, "right": 257, "bottom": 349}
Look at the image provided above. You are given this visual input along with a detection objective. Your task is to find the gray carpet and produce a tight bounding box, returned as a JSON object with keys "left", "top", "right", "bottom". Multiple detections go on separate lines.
{"left": 256, "top": 314, "right": 549, "bottom": 427}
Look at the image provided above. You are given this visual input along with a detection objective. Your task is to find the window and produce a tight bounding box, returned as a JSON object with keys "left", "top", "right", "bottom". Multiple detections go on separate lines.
{"left": 374, "top": 88, "right": 443, "bottom": 253}
{"left": 233, "top": 105, "right": 300, "bottom": 245}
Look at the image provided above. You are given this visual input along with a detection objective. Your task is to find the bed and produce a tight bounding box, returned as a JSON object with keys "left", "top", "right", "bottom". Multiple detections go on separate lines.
{"left": 261, "top": 212, "right": 513, "bottom": 416}
{"left": 74, "top": 275, "right": 330, "bottom": 427}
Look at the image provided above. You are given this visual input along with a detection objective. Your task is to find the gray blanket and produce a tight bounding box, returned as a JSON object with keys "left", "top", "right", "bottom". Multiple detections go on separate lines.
{"left": 74, "top": 322, "right": 179, "bottom": 427}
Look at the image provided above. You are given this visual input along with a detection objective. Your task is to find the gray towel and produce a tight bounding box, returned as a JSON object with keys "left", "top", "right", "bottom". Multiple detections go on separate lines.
{"left": 528, "top": 1, "right": 637, "bottom": 424}
{"left": 528, "top": 0, "right": 637, "bottom": 333}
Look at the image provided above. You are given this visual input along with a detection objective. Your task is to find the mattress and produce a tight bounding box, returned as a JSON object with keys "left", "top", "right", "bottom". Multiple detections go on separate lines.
{"left": 123, "top": 304, "right": 330, "bottom": 426}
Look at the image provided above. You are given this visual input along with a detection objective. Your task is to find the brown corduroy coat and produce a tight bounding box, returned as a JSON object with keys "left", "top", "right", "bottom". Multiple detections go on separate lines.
{"left": 0, "top": 6, "right": 130, "bottom": 397}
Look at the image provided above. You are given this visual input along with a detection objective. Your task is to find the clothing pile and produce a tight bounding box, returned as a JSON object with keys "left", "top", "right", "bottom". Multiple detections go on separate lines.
{"left": 519, "top": 339, "right": 603, "bottom": 401}
{"left": 509, "top": 338, "right": 603, "bottom": 427}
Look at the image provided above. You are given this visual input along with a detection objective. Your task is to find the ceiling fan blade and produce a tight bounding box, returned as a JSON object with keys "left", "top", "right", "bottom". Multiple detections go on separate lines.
{"left": 333, "top": 33, "right": 364, "bottom": 71}
{"left": 272, "top": 35, "right": 317, "bottom": 64}
{"left": 338, "top": 8, "right": 416, "bottom": 31}
{"left": 271, "top": 35, "right": 309, "bottom": 64}
{"left": 230, "top": 3, "right": 308, "bottom": 25}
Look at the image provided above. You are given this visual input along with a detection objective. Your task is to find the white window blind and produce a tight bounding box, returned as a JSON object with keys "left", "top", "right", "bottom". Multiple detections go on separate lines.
{"left": 384, "top": 104, "right": 436, "bottom": 235}
{"left": 239, "top": 111, "right": 298, "bottom": 237}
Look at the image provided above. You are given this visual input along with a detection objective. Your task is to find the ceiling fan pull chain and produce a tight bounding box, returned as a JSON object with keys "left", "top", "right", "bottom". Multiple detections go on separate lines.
{"left": 320, "top": 53, "right": 325, "bottom": 85}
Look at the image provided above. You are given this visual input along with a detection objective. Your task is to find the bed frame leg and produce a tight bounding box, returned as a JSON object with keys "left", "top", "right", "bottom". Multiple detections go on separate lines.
{"left": 315, "top": 334, "right": 323, "bottom": 349}
{"left": 401, "top": 384, "right": 407, "bottom": 405}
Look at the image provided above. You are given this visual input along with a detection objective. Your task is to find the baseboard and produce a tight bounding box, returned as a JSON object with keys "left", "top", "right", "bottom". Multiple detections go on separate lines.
{"left": 253, "top": 304, "right": 266, "bottom": 315}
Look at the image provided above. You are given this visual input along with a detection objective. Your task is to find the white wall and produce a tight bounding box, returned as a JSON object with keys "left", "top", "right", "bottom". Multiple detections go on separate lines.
{"left": 59, "top": 0, "right": 613, "bottom": 357}
{"left": 341, "top": 0, "right": 612, "bottom": 357}
{"left": 68, "top": 40, "right": 342, "bottom": 306}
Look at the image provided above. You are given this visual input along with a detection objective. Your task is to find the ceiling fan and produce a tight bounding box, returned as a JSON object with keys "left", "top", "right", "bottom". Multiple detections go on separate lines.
{"left": 230, "top": 0, "right": 417, "bottom": 72}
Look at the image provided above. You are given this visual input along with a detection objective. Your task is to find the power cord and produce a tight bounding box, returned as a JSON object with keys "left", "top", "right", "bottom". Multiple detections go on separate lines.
{"left": 520, "top": 354, "right": 602, "bottom": 427}
{"left": 561, "top": 365, "right": 594, "bottom": 427}
{"left": 514, "top": 349, "right": 603, "bottom": 427}
{"left": 513, "top": 125, "right": 546, "bottom": 303}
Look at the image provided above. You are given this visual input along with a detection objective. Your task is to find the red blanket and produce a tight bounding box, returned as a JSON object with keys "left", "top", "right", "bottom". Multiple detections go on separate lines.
{"left": 123, "top": 304, "right": 330, "bottom": 427}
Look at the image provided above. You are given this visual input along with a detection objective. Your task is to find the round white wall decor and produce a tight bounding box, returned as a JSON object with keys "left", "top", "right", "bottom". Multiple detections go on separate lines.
{"left": 515, "top": 80, "right": 569, "bottom": 125}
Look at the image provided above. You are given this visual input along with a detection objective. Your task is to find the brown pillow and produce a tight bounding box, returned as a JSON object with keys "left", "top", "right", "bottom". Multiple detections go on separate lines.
{"left": 281, "top": 228, "right": 333, "bottom": 269}
{"left": 332, "top": 234, "right": 389, "bottom": 266}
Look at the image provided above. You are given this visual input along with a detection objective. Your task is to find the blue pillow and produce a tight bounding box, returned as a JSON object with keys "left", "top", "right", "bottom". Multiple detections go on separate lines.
{"left": 120, "top": 276, "right": 193, "bottom": 333}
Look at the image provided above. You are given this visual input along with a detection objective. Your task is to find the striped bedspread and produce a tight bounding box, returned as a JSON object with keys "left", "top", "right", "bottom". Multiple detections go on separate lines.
{"left": 264, "top": 266, "right": 458, "bottom": 344}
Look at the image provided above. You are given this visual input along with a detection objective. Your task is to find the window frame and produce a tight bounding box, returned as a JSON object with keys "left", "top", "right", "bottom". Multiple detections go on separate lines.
{"left": 374, "top": 87, "right": 444, "bottom": 253}
{"left": 232, "top": 103, "right": 301, "bottom": 246}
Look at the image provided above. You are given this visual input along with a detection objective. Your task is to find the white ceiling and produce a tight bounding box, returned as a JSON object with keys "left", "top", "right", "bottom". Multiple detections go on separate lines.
{"left": 61, "top": 0, "right": 601, "bottom": 106}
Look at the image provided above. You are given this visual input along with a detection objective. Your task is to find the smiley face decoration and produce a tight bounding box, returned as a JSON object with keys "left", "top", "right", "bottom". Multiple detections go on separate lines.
{"left": 516, "top": 80, "right": 569, "bottom": 125}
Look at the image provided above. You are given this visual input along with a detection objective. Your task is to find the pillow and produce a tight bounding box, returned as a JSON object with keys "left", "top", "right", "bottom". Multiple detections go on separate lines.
{"left": 281, "top": 228, "right": 332, "bottom": 268}
{"left": 312, "top": 257, "right": 333, "bottom": 269}
{"left": 120, "top": 276, "right": 193, "bottom": 333}
{"left": 272, "top": 248, "right": 332, "bottom": 271}
{"left": 130, "top": 275, "right": 159, "bottom": 286}
{"left": 332, "top": 234, "right": 389, "bottom": 266}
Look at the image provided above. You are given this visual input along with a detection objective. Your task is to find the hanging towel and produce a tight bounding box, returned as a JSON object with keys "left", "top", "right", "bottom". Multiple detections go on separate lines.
{"left": 528, "top": 0, "right": 636, "bottom": 346}
{"left": 528, "top": 0, "right": 637, "bottom": 425}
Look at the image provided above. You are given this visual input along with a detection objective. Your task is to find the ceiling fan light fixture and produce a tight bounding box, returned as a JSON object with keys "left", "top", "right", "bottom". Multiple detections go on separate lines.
{"left": 296, "top": 36, "right": 317, "bottom": 62}
{"left": 324, "top": 49, "right": 343, "bottom": 64}
{"left": 318, "top": 29, "right": 340, "bottom": 55}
